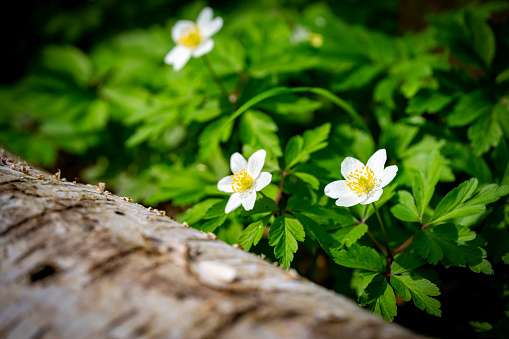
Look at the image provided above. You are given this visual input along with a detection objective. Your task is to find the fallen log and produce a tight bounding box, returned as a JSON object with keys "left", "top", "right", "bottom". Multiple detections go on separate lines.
{"left": 0, "top": 149, "right": 422, "bottom": 339}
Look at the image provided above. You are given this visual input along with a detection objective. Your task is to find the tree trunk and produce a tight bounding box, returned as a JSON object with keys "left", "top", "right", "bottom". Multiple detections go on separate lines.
{"left": 0, "top": 149, "right": 423, "bottom": 339}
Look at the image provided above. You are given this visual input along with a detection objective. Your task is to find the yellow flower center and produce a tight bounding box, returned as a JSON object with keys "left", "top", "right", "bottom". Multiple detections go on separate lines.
{"left": 346, "top": 166, "right": 376, "bottom": 195}
{"left": 231, "top": 169, "right": 253, "bottom": 192}
{"left": 178, "top": 25, "right": 202, "bottom": 47}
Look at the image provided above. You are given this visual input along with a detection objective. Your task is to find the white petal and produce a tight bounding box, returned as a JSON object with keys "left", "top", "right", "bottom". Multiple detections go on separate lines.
{"left": 341, "top": 157, "right": 365, "bottom": 179}
{"left": 361, "top": 188, "right": 384, "bottom": 205}
{"left": 255, "top": 172, "right": 272, "bottom": 191}
{"left": 217, "top": 176, "right": 233, "bottom": 193}
{"left": 196, "top": 7, "right": 213, "bottom": 28}
{"left": 230, "top": 152, "right": 247, "bottom": 173}
{"left": 198, "top": 17, "right": 223, "bottom": 38}
{"left": 225, "top": 193, "right": 242, "bottom": 213}
{"left": 324, "top": 180, "right": 350, "bottom": 199}
{"left": 241, "top": 191, "right": 257, "bottom": 211}
{"left": 378, "top": 165, "right": 398, "bottom": 188}
{"left": 366, "top": 149, "right": 387, "bottom": 175}
{"left": 164, "top": 46, "right": 192, "bottom": 71}
{"left": 192, "top": 39, "right": 214, "bottom": 57}
{"left": 247, "top": 149, "right": 266, "bottom": 179}
{"left": 335, "top": 193, "right": 365, "bottom": 207}
{"left": 171, "top": 20, "right": 195, "bottom": 43}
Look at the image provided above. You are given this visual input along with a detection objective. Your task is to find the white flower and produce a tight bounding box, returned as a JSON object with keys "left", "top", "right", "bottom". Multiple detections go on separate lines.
{"left": 217, "top": 149, "right": 272, "bottom": 214}
{"left": 324, "top": 149, "right": 398, "bottom": 207}
{"left": 164, "top": 7, "right": 223, "bottom": 71}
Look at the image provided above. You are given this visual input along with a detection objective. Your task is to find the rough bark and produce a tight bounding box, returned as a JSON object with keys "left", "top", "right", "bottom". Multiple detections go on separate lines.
{"left": 0, "top": 149, "right": 423, "bottom": 339}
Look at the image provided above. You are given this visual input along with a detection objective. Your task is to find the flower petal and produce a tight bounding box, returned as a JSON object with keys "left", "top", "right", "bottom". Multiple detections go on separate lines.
{"left": 335, "top": 193, "right": 365, "bottom": 207}
{"left": 247, "top": 149, "right": 266, "bottom": 179}
{"left": 217, "top": 175, "right": 233, "bottom": 193}
{"left": 366, "top": 149, "right": 387, "bottom": 176}
{"left": 192, "top": 39, "right": 214, "bottom": 57}
{"left": 196, "top": 7, "right": 213, "bottom": 28}
{"left": 225, "top": 193, "right": 242, "bottom": 213}
{"left": 241, "top": 191, "right": 257, "bottom": 211}
{"left": 378, "top": 165, "right": 398, "bottom": 188}
{"left": 164, "top": 46, "right": 192, "bottom": 71}
{"left": 255, "top": 172, "right": 272, "bottom": 191}
{"left": 230, "top": 152, "right": 247, "bottom": 173}
{"left": 171, "top": 20, "right": 195, "bottom": 43}
{"left": 340, "top": 157, "right": 365, "bottom": 179}
{"left": 361, "top": 188, "right": 384, "bottom": 205}
{"left": 324, "top": 180, "right": 350, "bottom": 199}
{"left": 198, "top": 14, "right": 223, "bottom": 38}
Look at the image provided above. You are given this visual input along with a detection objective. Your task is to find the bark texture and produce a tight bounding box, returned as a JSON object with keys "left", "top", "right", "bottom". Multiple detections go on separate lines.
{"left": 0, "top": 150, "right": 423, "bottom": 339}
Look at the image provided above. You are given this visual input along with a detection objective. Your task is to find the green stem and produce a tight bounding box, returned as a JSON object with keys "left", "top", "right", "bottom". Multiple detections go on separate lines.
{"left": 372, "top": 202, "right": 393, "bottom": 275}
{"left": 202, "top": 55, "right": 229, "bottom": 100}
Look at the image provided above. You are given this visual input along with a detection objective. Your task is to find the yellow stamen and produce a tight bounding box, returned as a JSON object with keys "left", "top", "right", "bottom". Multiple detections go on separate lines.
{"left": 231, "top": 169, "right": 253, "bottom": 192}
{"left": 346, "top": 166, "right": 376, "bottom": 195}
{"left": 178, "top": 25, "right": 201, "bottom": 47}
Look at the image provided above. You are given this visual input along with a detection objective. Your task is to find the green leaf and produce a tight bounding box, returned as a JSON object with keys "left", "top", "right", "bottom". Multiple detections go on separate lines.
{"left": 41, "top": 45, "right": 92, "bottom": 86}
{"left": 197, "top": 215, "right": 228, "bottom": 233}
{"left": 390, "top": 190, "right": 420, "bottom": 222}
{"left": 391, "top": 253, "right": 426, "bottom": 274}
{"left": 390, "top": 275, "right": 441, "bottom": 317}
{"left": 217, "top": 87, "right": 368, "bottom": 138}
{"left": 293, "top": 172, "right": 320, "bottom": 190}
{"left": 468, "top": 11, "right": 496, "bottom": 67}
{"left": 179, "top": 199, "right": 223, "bottom": 224}
{"left": 362, "top": 275, "right": 397, "bottom": 321}
{"left": 431, "top": 178, "right": 479, "bottom": 224}
{"left": 332, "top": 244, "right": 383, "bottom": 271}
{"left": 239, "top": 217, "right": 269, "bottom": 251}
{"left": 294, "top": 213, "right": 338, "bottom": 257}
{"left": 331, "top": 224, "right": 368, "bottom": 248}
{"left": 240, "top": 110, "right": 282, "bottom": 157}
{"left": 406, "top": 91, "right": 455, "bottom": 115}
{"left": 413, "top": 223, "right": 488, "bottom": 271}
{"left": 446, "top": 90, "right": 492, "bottom": 127}
{"left": 285, "top": 123, "right": 331, "bottom": 168}
{"left": 502, "top": 253, "right": 509, "bottom": 264}
{"left": 496, "top": 67, "right": 509, "bottom": 84}
{"left": 198, "top": 116, "right": 234, "bottom": 161}
{"left": 467, "top": 115, "right": 503, "bottom": 156}
{"left": 412, "top": 150, "right": 442, "bottom": 218}
{"left": 430, "top": 180, "right": 509, "bottom": 225}
{"left": 268, "top": 215, "right": 305, "bottom": 269}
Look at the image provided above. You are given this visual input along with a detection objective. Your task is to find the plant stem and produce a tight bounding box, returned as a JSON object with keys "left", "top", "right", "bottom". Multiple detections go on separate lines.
{"left": 366, "top": 230, "right": 387, "bottom": 256}
{"left": 275, "top": 170, "right": 288, "bottom": 205}
{"left": 372, "top": 203, "right": 392, "bottom": 260}
{"left": 202, "top": 55, "right": 229, "bottom": 100}
{"left": 392, "top": 235, "right": 414, "bottom": 256}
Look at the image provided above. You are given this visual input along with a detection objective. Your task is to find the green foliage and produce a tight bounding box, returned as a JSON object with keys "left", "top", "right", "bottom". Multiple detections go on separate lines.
{"left": 268, "top": 215, "right": 305, "bottom": 269}
{"left": 2, "top": 0, "right": 509, "bottom": 331}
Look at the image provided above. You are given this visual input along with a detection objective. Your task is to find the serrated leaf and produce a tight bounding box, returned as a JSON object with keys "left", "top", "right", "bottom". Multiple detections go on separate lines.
{"left": 412, "top": 150, "right": 442, "bottom": 218}
{"left": 332, "top": 244, "right": 383, "bottom": 271}
{"left": 179, "top": 199, "right": 223, "bottom": 224}
{"left": 285, "top": 123, "right": 331, "bottom": 168}
{"left": 391, "top": 252, "right": 427, "bottom": 274}
{"left": 239, "top": 217, "right": 269, "bottom": 251}
{"left": 294, "top": 213, "right": 338, "bottom": 256}
{"left": 390, "top": 275, "right": 441, "bottom": 317}
{"left": 268, "top": 215, "right": 305, "bottom": 269}
{"left": 240, "top": 110, "right": 282, "bottom": 156}
{"left": 469, "top": 259, "right": 494, "bottom": 275}
{"left": 467, "top": 115, "right": 503, "bottom": 156}
{"left": 331, "top": 224, "right": 368, "bottom": 248}
{"left": 414, "top": 224, "right": 486, "bottom": 269}
{"left": 293, "top": 172, "right": 320, "bottom": 190}
{"left": 362, "top": 275, "right": 397, "bottom": 321}
{"left": 390, "top": 190, "right": 420, "bottom": 222}
{"left": 197, "top": 215, "right": 227, "bottom": 233}
{"left": 431, "top": 178, "right": 479, "bottom": 224}
{"left": 430, "top": 180, "right": 509, "bottom": 225}
{"left": 446, "top": 90, "right": 492, "bottom": 127}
